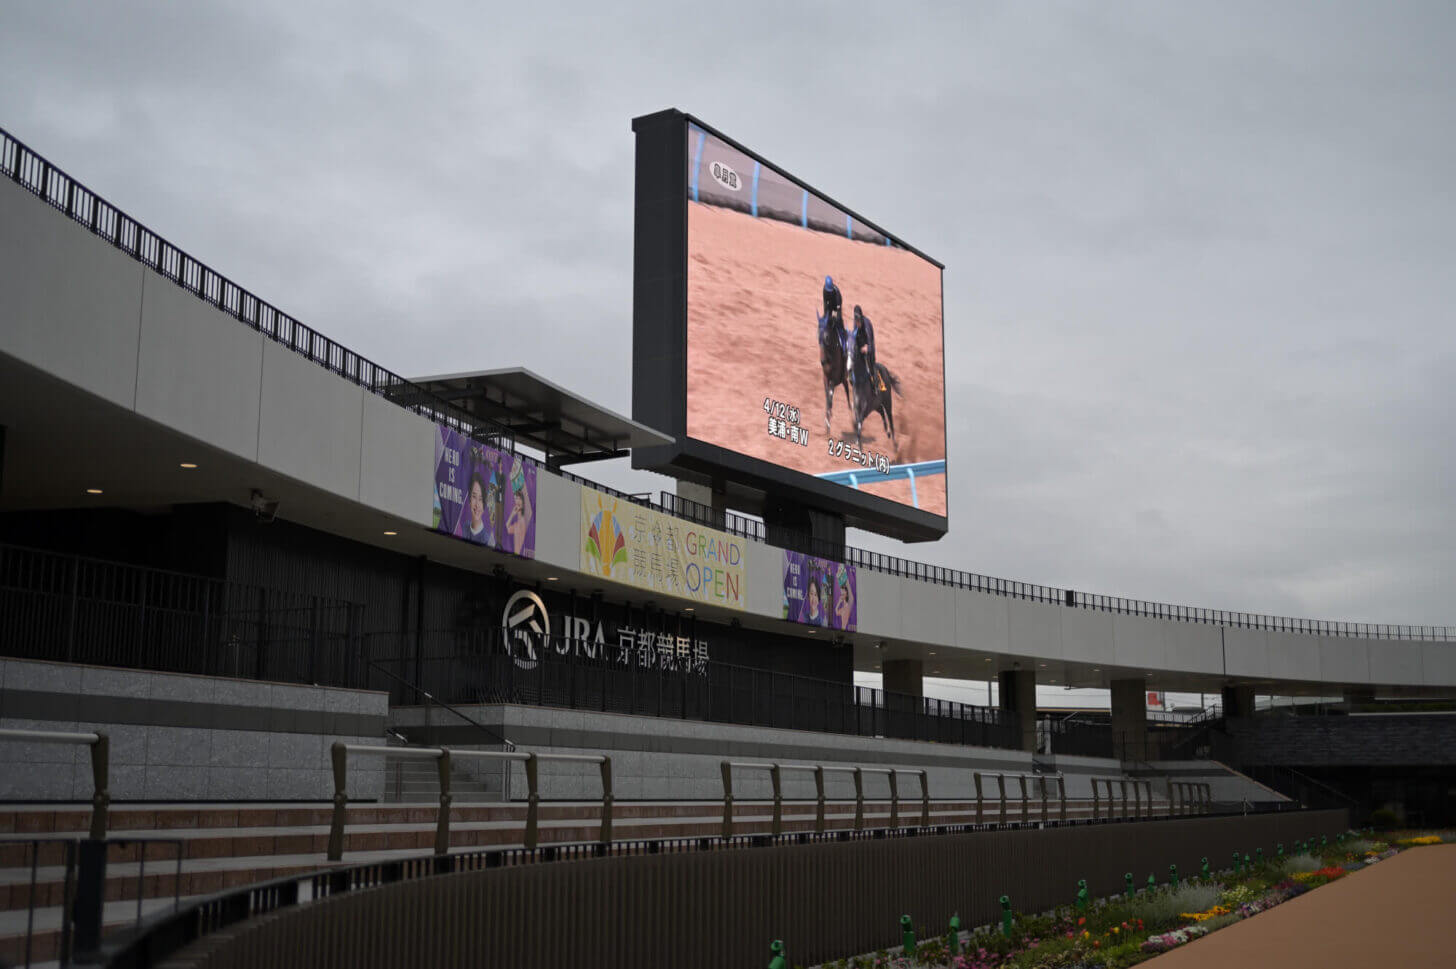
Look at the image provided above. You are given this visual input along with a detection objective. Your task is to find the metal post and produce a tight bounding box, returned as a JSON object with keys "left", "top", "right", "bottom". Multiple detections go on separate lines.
{"left": 524, "top": 753, "right": 540, "bottom": 850}
{"left": 434, "top": 747, "right": 452, "bottom": 856}
{"left": 88, "top": 733, "right": 110, "bottom": 840}
{"left": 1039, "top": 775, "right": 1049, "bottom": 823}
{"left": 814, "top": 766, "right": 826, "bottom": 833}
{"left": 888, "top": 770, "right": 899, "bottom": 828}
{"left": 327, "top": 741, "right": 348, "bottom": 861}
{"left": 853, "top": 767, "right": 865, "bottom": 831}
{"left": 1057, "top": 774, "right": 1067, "bottom": 822}
{"left": 599, "top": 757, "right": 614, "bottom": 845}
{"left": 996, "top": 773, "right": 1007, "bottom": 823}
{"left": 1018, "top": 774, "right": 1030, "bottom": 822}
{"left": 73, "top": 839, "right": 107, "bottom": 956}
{"left": 919, "top": 770, "right": 930, "bottom": 827}
{"left": 1092, "top": 778, "right": 1101, "bottom": 820}
{"left": 721, "top": 761, "right": 734, "bottom": 840}
{"left": 769, "top": 763, "right": 783, "bottom": 837}
{"left": 973, "top": 771, "right": 984, "bottom": 823}
{"left": 1120, "top": 778, "right": 1129, "bottom": 819}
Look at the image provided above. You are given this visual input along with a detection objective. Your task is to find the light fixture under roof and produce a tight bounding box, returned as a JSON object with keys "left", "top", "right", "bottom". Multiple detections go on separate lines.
{"left": 545, "top": 576, "right": 559, "bottom": 582}
{"left": 179, "top": 462, "right": 198, "bottom": 469}
{"left": 85, "top": 488, "right": 103, "bottom": 495}
{"left": 807, "top": 629, "right": 816, "bottom": 634}
{"left": 383, "top": 530, "right": 397, "bottom": 536}
{"left": 684, "top": 606, "right": 694, "bottom": 612}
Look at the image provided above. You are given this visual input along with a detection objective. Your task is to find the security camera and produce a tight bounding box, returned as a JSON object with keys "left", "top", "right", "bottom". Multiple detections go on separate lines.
{"left": 249, "top": 489, "right": 279, "bottom": 523}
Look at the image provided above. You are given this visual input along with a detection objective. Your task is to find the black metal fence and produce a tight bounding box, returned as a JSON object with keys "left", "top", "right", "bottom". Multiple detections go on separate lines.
{"left": 0, "top": 543, "right": 364, "bottom": 687}
{"left": 2, "top": 121, "right": 1449, "bottom": 643}
{"left": 366, "top": 629, "right": 1021, "bottom": 750}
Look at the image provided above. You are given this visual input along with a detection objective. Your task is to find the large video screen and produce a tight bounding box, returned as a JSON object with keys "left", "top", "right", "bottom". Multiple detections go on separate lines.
{"left": 683, "top": 124, "right": 947, "bottom": 517}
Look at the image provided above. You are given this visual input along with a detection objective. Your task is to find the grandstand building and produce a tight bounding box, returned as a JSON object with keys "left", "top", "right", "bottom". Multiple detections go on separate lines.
{"left": 0, "top": 119, "right": 1451, "bottom": 966}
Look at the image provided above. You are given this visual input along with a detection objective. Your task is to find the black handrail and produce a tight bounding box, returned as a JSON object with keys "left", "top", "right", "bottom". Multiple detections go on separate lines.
{"left": 366, "top": 659, "right": 512, "bottom": 749}
{"left": 2, "top": 123, "right": 1450, "bottom": 644}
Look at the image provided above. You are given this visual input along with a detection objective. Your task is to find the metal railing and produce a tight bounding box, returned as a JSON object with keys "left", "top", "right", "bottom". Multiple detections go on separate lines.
{"left": 325, "top": 742, "right": 611, "bottom": 859}
{"left": 376, "top": 629, "right": 1020, "bottom": 749}
{"left": 0, "top": 836, "right": 185, "bottom": 969}
{"left": 0, "top": 542, "right": 364, "bottom": 687}
{"left": 3, "top": 122, "right": 1449, "bottom": 644}
{"left": 0, "top": 126, "right": 515, "bottom": 453}
{"left": 718, "top": 761, "right": 931, "bottom": 838}
{"left": 0, "top": 729, "right": 109, "bottom": 837}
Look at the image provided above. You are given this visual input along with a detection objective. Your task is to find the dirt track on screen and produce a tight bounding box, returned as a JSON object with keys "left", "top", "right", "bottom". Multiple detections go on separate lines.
{"left": 686, "top": 203, "right": 947, "bottom": 517}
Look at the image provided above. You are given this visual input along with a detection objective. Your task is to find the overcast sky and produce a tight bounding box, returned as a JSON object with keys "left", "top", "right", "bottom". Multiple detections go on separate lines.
{"left": 3, "top": 1, "right": 1452, "bottom": 633}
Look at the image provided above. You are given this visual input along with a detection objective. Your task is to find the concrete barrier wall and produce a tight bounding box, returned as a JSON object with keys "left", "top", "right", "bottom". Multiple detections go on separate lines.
{"left": 0, "top": 658, "right": 388, "bottom": 801}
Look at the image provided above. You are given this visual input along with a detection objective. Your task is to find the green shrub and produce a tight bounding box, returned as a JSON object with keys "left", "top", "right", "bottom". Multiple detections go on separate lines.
{"left": 1129, "top": 881, "right": 1224, "bottom": 925}
{"left": 1279, "top": 853, "right": 1321, "bottom": 874}
{"left": 1341, "top": 838, "right": 1376, "bottom": 855}
{"left": 1369, "top": 808, "right": 1399, "bottom": 830}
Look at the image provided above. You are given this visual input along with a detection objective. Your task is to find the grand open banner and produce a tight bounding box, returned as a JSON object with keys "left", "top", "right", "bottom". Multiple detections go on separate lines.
{"left": 581, "top": 489, "right": 745, "bottom": 611}
{"left": 433, "top": 424, "right": 537, "bottom": 558}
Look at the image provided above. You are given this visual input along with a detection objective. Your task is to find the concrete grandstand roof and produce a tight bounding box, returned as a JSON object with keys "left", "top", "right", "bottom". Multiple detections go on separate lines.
{"left": 402, "top": 368, "right": 671, "bottom": 467}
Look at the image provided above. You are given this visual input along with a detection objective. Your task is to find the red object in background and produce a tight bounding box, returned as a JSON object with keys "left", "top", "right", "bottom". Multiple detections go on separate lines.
{"left": 1147, "top": 691, "right": 1162, "bottom": 708}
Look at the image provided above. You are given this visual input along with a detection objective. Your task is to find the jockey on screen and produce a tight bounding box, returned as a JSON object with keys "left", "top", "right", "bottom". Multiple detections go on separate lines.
{"left": 822, "top": 276, "right": 843, "bottom": 326}
{"left": 852, "top": 305, "right": 885, "bottom": 392}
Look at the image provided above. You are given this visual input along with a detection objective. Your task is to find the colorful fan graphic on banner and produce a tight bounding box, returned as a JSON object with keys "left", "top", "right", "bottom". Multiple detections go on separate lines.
{"left": 580, "top": 489, "right": 745, "bottom": 610}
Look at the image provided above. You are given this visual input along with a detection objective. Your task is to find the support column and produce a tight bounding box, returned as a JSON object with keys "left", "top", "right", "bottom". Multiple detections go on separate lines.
{"left": 1111, "top": 678, "right": 1149, "bottom": 762}
{"left": 998, "top": 669, "right": 1037, "bottom": 752}
{"left": 676, "top": 480, "right": 726, "bottom": 528}
{"left": 1221, "top": 685, "right": 1256, "bottom": 719}
{"left": 1342, "top": 687, "right": 1375, "bottom": 710}
{"left": 883, "top": 659, "right": 924, "bottom": 698}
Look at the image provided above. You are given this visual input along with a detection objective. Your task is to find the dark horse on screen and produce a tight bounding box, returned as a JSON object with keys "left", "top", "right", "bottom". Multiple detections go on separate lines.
{"left": 818, "top": 306, "right": 851, "bottom": 435}
{"left": 848, "top": 328, "right": 901, "bottom": 453}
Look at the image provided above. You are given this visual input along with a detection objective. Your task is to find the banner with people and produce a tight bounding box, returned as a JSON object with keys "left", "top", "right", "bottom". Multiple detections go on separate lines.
{"left": 432, "top": 424, "right": 536, "bottom": 558}
{"left": 782, "top": 551, "right": 856, "bottom": 631}
{"left": 580, "top": 488, "right": 745, "bottom": 611}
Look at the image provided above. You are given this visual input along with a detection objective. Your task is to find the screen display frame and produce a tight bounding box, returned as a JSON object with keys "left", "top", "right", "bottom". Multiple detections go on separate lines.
{"left": 631, "top": 109, "right": 948, "bottom": 542}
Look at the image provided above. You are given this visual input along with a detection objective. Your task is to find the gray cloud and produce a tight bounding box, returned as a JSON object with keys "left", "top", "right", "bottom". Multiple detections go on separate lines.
{"left": 2, "top": 0, "right": 1452, "bottom": 626}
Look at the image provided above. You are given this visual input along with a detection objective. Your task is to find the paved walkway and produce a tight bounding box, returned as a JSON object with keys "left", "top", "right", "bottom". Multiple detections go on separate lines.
{"left": 1150, "top": 844, "right": 1456, "bottom": 968}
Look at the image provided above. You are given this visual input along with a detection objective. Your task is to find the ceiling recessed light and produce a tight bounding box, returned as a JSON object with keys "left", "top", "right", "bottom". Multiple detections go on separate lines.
{"left": 179, "top": 462, "right": 198, "bottom": 469}
{"left": 545, "top": 576, "right": 559, "bottom": 582}
{"left": 85, "top": 488, "right": 103, "bottom": 495}
{"left": 1039, "top": 663, "right": 1047, "bottom": 668}
{"left": 382, "top": 530, "right": 397, "bottom": 536}
{"left": 1093, "top": 668, "right": 1101, "bottom": 672}
{"left": 684, "top": 607, "right": 694, "bottom": 612}
{"left": 807, "top": 629, "right": 816, "bottom": 634}
{"left": 929, "top": 651, "right": 936, "bottom": 656}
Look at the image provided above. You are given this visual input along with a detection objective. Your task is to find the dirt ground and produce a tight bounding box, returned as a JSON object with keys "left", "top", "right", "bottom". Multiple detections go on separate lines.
{"left": 686, "top": 202, "right": 947, "bottom": 517}
{"left": 1147, "top": 844, "right": 1456, "bottom": 968}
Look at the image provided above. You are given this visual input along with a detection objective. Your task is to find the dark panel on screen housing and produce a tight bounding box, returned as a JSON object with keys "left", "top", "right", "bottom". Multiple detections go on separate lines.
{"left": 630, "top": 109, "right": 948, "bottom": 543}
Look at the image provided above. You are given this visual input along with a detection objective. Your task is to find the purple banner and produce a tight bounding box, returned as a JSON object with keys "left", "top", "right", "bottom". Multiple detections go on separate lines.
{"left": 433, "top": 425, "right": 536, "bottom": 558}
{"left": 782, "top": 551, "right": 856, "bottom": 631}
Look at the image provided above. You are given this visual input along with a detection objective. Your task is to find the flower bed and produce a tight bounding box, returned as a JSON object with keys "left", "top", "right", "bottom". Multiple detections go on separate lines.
{"left": 812, "top": 830, "right": 1451, "bottom": 969}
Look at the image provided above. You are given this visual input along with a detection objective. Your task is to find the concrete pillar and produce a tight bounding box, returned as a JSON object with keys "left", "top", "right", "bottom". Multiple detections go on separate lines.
{"left": 1111, "top": 678, "right": 1148, "bottom": 762}
{"left": 883, "top": 659, "right": 924, "bottom": 698}
{"left": 1221, "top": 685, "right": 1256, "bottom": 719}
{"left": 998, "top": 669, "right": 1037, "bottom": 752}
{"left": 676, "top": 480, "right": 726, "bottom": 528}
{"left": 1343, "top": 687, "right": 1375, "bottom": 709}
